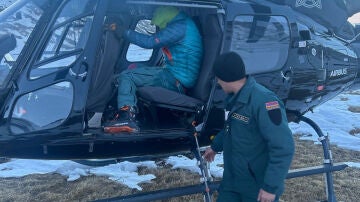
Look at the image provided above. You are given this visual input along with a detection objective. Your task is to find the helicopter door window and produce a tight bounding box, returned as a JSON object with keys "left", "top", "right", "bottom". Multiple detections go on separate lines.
{"left": 126, "top": 20, "right": 155, "bottom": 62}
{"left": 28, "top": 0, "right": 97, "bottom": 79}
{"left": 0, "top": 1, "right": 45, "bottom": 87}
{"left": 10, "top": 82, "right": 74, "bottom": 134}
{"left": 230, "top": 15, "right": 290, "bottom": 74}
{"left": 30, "top": 56, "right": 77, "bottom": 79}
{"left": 54, "top": 0, "right": 97, "bottom": 26}
{"left": 30, "top": 14, "right": 94, "bottom": 79}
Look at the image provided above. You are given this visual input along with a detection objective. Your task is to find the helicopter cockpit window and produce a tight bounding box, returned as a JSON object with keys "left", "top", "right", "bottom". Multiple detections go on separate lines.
{"left": 126, "top": 20, "right": 155, "bottom": 62}
{"left": 30, "top": 0, "right": 96, "bottom": 79}
{"left": 0, "top": 1, "right": 45, "bottom": 86}
{"left": 54, "top": 0, "right": 97, "bottom": 26}
{"left": 230, "top": 15, "right": 290, "bottom": 74}
{"left": 10, "top": 82, "right": 73, "bottom": 134}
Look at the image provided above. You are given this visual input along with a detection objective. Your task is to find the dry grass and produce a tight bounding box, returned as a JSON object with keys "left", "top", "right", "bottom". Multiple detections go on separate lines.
{"left": 282, "top": 136, "right": 360, "bottom": 202}
{"left": 0, "top": 137, "right": 359, "bottom": 202}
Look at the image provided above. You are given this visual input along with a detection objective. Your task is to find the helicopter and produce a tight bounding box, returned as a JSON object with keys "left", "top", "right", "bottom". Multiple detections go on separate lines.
{"left": 1, "top": 0, "right": 360, "bottom": 201}
{"left": 0, "top": 0, "right": 359, "bottom": 164}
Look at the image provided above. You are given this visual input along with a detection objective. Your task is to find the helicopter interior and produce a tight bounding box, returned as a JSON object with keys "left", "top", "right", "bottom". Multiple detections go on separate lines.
{"left": 84, "top": 2, "right": 225, "bottom": 133}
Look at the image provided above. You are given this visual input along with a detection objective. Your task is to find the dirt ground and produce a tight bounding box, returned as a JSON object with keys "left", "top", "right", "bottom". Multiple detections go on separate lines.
{"left": 0, "top": 136, "right": 359, "bottom": 202}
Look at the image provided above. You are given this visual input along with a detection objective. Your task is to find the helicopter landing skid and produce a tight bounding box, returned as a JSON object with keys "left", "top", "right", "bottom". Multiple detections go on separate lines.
{"left": 297, "top": 115, "right": 343, "bottom": 202}
{"left": 91, "top": 115, "right": 348, "bottom": 202}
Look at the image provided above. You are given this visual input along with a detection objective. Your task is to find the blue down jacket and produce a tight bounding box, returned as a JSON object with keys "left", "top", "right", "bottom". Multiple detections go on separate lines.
{"left": 124, "top": 12, "right": 203, "bottom": 88}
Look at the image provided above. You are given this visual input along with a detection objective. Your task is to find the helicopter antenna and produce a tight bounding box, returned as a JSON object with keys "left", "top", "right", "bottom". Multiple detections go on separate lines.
{"left": 347, "top": 32, "right": 360, "bottom": 45}
{"left": 332, "top": 33, "right": 350, "bottom": 45}
{"left": 332, "top": 32, "right": 353, "bottom": 45}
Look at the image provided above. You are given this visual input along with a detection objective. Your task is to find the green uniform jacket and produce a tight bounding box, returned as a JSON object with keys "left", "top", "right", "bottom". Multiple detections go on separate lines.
{"left": 211, "top": 76, "right": 294, "bottom": 196}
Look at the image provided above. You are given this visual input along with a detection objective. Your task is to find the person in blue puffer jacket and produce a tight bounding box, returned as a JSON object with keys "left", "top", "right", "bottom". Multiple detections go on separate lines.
{"left": 104, "top": 6, "right": 203, "bottom": 134}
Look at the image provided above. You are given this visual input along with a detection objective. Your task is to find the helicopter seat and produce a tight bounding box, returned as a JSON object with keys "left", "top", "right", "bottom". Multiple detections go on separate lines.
{"left": 137, "top": 86, "right": 204, "bottom": 112}
{"left": 137, "top": 14, "right": 222, "bottom": 125}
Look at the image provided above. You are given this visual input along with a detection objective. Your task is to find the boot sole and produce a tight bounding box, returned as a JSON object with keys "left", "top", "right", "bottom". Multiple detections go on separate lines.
{"left": 104, "top": 126, "right": 138, "bottom": 134}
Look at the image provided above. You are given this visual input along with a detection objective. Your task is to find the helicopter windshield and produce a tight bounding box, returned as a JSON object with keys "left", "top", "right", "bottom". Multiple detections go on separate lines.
{"left": 0, "top": 0, "right": 46, "bottom": 87}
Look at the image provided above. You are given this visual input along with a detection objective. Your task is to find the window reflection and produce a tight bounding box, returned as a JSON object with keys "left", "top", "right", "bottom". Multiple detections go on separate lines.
{"left": 39, "top": 17, "right": 93, "bottom": 62}
{"left": 30, "top": 56, "right": 77, "bottom": 79}
{"left": 126, "top": 20, "right": 155, "bottom": 62}
{"left": 55, "top": 0, "right": 96, "bottom": 25}
{"left": 10, "top": 82, "right": 73, "bottom": 134}
{"left": 231, "top": 15, "right": 290, "bottom": 74}
{"left": 31, "top": 14, "right": 93, "bottom": 79}
{"left": 0, "top": 1, "right": 44, "bottom": 86}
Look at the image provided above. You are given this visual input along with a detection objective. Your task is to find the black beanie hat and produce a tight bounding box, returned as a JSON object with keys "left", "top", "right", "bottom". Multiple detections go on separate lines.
{"left": 213, "top": 52, "right": 246, "bottom": 82}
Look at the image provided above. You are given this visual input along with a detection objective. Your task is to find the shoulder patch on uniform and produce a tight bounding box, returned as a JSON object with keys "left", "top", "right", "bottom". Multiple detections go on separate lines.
{"left": 231, "top": 113, "right": 249, "bottom": 123}
{"left": 268, "top": 109, "right": 282, "bottom": 125}
{"left": 265, "top": 101, "right": 280, "bottom": 111}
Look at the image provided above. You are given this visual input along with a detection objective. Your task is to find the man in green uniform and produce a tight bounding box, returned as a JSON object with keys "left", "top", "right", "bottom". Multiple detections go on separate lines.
{"left": 204, "top": 52, "right": 294, "bottom": 202}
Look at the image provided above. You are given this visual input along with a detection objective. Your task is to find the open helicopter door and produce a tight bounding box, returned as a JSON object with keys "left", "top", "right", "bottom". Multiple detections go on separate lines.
{"left": 0, "top": 0, "right": 108, "bottom": 144}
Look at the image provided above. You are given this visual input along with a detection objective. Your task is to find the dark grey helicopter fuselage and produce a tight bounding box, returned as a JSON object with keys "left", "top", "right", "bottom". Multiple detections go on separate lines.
{"left": 0, "top": 0, "right": 359, "bottom": 159}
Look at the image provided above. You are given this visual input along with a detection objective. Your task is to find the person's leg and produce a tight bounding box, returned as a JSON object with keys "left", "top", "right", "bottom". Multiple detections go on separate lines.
{"left": 217, "top": 190, "right": 243, "bottom": 202}
{"left": 241, "top": 192, "right": 258, "bottom": 202}
{"left": 105, "top": 66, "right": 163, "bottom": 133}
{"left": 156, "top": 68, "right": 186, "bottom": 94}
{"left": 117, "top": 66, "right": 165, "bottom": 108}
{"left": 117, "top": 67, "right": 185, "bottom": 107}
{"left": 242, "top": 189, "right": 278, "bottom": 202}
{"left": 105, "top": 66, "right": 185, "bottom": 133}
